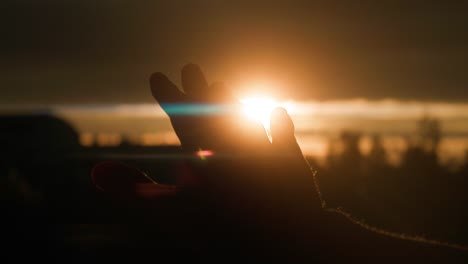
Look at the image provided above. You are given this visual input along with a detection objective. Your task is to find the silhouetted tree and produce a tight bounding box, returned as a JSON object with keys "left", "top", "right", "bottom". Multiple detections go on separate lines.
{"left": 401, "top": 115, "right": 442, "bottom": 176}
{"left": 418, "top": 115, "right": 441, "bottom": 154}
{"left": 339, "top": 131, "right": 362, "bottom": 165}
{"left": 367, "top": 134, "right": 387, "bottom": 169}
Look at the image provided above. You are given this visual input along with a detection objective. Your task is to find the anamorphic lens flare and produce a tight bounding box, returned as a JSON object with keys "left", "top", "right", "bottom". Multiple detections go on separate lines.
{"left": 160, "top": 104, "right": 228, "bottom": 115}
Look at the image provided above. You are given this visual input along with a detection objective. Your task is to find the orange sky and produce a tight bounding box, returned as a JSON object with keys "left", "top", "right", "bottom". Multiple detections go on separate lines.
{"left": 3, "top": 99, "right": 460, "bottom": 165}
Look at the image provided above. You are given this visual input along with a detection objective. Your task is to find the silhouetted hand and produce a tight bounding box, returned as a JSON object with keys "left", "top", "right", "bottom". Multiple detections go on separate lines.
{"left": 92, "top": 64, "right": 468, "bottom": 261}
{"left": 147, "top": 64, "right": 323, "bottom": 252}
{"left": 93, "top": 64, "right": 323, "bottom": 259}
{"left": 147, "top": 64, "right": 467, "bottom": 261}
{"left": 149, "top": 64, "right": 320, "bottom": 202}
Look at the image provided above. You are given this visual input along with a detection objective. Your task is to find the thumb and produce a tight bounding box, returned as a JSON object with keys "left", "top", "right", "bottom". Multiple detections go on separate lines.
{"left": 270, "top": 107, "right": 323, "bottom": 211}
{"left": 270, "top": 107, "right": 302, "bottom": 155}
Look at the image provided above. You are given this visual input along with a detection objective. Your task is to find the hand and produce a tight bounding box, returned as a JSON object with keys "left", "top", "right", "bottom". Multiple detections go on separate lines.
{"left": 91, "top": 64, "right": 468, "bottom": 261}
{"left": 148, "top": 64, "right": 467, "bottom": 260}
{"left": 149, "top": 64, "right": 322, "bottom": 235}
{"left": 93, "top": 64, "right": 322, "bottom": 258}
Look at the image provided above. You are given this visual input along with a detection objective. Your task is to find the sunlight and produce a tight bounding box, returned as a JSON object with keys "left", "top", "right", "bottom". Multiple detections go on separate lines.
{"left": 240, "top": 96, "right": 295, "bottom": 130}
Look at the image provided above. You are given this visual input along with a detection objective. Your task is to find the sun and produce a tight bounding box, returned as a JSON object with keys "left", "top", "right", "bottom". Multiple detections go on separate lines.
{"left": 240, "top": 96, "right": 294, "bottom": 130}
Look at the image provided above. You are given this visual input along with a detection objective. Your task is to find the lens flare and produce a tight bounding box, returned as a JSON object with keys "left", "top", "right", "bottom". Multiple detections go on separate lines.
{"left": 196, "top": 149, "right": 214, "bottom": 160}
{"left": 240, "top": 97, "right": 295, "bottom": 130}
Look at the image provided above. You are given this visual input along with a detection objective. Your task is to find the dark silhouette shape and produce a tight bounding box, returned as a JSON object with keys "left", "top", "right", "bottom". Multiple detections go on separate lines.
{"left": 0, "top": 114, "right": 86, "bottom": 262}
{"left": 418, "top": 115, "right": 442, "bottom": 153}
{"left": 367, "top": 134, "right": 387, "bottom": 168}
{"left": 317, "top": 121, "right": 468, "bottom": 250}
{"left": 2, "top": 67, "right": 467, "bottom": 262}
{"left": 91, "top": 64, "right": 468, "bottom": 262}
{"left": 0, "top": 114, "right": 80, "bottom": 198}
{"left": 0, "top": 114, "right": 80, "bottom": 157}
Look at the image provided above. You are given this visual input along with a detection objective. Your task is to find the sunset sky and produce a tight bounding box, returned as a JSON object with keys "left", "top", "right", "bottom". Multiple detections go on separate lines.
{"left": 2, "top": 1, "right": 467, "bottom": 104}
{"left": 2, "top": 1, "right": 468, "bottom": 164}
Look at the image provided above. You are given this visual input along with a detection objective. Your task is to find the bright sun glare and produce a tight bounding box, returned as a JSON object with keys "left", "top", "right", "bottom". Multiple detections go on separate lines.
{"left": 240, "top": 97, "right": 294, "bottom": 130}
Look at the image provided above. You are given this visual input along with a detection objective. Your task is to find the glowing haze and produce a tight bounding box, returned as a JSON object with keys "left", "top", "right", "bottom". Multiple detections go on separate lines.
{"left": 240, "top": 97, "right": 295, "bottom": 130}
{"left": 2, "top": 98, "right": 468, "bottom": 166}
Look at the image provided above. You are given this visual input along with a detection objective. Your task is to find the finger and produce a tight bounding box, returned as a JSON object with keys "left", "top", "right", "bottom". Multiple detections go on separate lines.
{"left": 150, "top": 72, "right": 197, "bottom": 148}
{"left": 270, "top": 107, "right": 302, "bottom": 155}
{"left": 271, "top": 107, "right": 295, "bottom": 143}
{"left": 269, "top": 108, "right": 322, "bottom": 210}
{"left": 179, "top": 73, "right": 239, "bottom": 151}
{"left": 150, "top": 72, "right": 186, "bottom": 106}
{"left": 181, "top": 63, "right": 209, "bottom": 98}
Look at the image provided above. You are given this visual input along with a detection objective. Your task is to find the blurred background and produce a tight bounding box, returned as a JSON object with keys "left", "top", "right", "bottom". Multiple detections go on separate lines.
{"left": 1, "top": 0, "right": 468, "bottom": 253}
